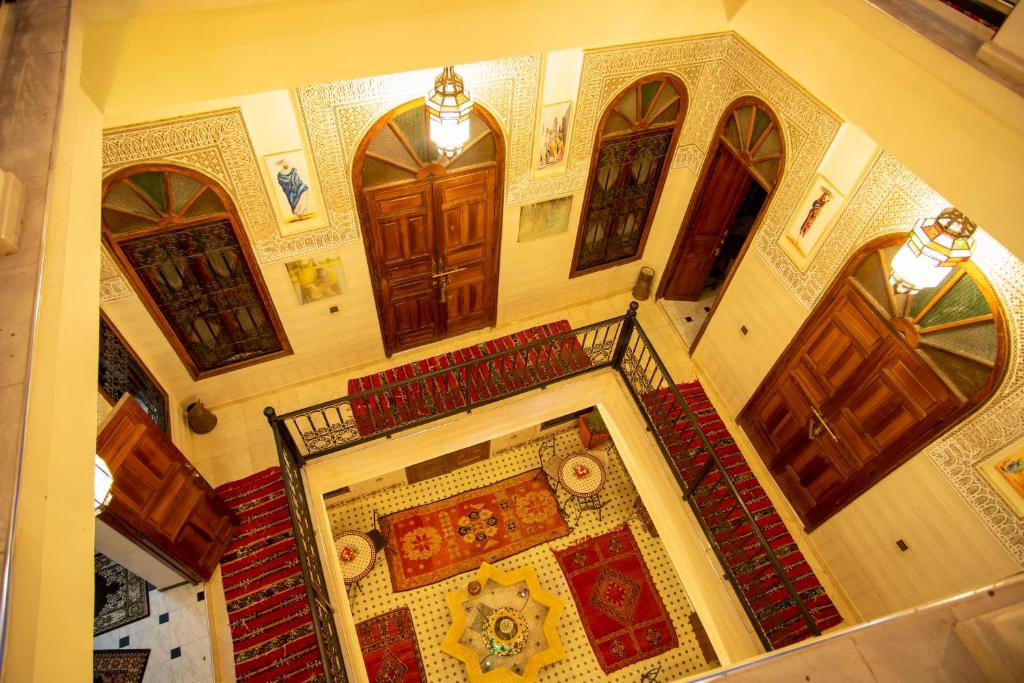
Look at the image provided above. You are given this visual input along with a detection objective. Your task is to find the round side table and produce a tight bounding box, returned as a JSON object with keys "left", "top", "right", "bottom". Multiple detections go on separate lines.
{"left": 334, "top": 530, "right": 376, "bottom": 604}
{"left": 557, "top": 452, "right": 606, "bottom": 528}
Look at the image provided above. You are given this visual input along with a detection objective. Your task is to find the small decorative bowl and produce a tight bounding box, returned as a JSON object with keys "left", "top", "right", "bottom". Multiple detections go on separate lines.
{"left": 340, "top": 546, "right": 356, "bottom": 563}
{"left": 468, "top": 580, "right": 482, "bottom": 596}
{"left": 574, "top": 464, "right": 590, "bottom": 478}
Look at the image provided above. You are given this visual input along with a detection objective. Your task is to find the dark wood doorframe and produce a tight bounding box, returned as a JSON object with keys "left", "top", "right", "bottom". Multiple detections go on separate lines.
{"left": 353, "top": 99, "right": 506, "bottom": 357}
{"left": 738, "top": 234, "right": 1008, "bottom": 529}
{"left": 657, "top": 97, "right": 784, "bottom": 352}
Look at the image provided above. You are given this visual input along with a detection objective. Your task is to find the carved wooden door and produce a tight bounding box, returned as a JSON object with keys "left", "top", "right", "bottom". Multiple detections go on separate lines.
{"left": 97, "top": 395, "right": 238, "bottom": 582}
{"left": 740, "top": 239, "right": 1005, "bottom": 530}
{"left": 356, "top": 101, "right": 504, "bottom": 355}
{"left": 663, "top": 146, "right": 752, "bottom": 300}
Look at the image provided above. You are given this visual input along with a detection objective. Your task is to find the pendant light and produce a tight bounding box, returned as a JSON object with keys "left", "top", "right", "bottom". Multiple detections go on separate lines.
{"left": 889, "top": 207, "right": 977, "bottom": 295}
{"left": 95, "top": 454, "right": 114, "bottom": 513}
{"left": 426, "top": 66, "right": 474, "bottom": 159}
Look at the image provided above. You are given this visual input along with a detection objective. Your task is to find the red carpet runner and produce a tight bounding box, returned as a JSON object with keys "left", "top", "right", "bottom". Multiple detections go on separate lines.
{"left": 383, "top": 469, "right": 569, "bottom": 591}
{"left": 355, "top": 607, "right": 427, "bottom": 682}
{"left": 347, "top": 320, "right": 589, "bottom": 436}
{"left": 216, "top": 468, "right": 325, "bottom": 682}
{"left": 553, "top": 524, "right": 677, "bottom": 673}
{"left": 648, "top": 381, "right": 842, "bottom": 649}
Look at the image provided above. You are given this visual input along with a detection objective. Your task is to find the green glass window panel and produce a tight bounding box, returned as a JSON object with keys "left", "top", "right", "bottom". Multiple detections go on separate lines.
{"left": 105, "top": 181, "right": 159, "bottom": 219}
{"left": 754, "top": 128, "right": 780, "bottom": 159}
{"left": 722, "top": 116, "right": 741, "bottom": 153}
{"left": 920, "top": 346, "right": 991, "bottom": 398}
{"left": 852, "top": 253, "right": 889, "bottom": 313}
{"left": 735, "top": 107, "right": 754, "bottom": 149}
{"left": 752, "top": 108, "right": 771, "bottom": 146}
{"left": 128, "top": 172, "right": 168, "bottom": 213}
{"left": 614, "top": 88, "right": 638, "bottom": 126}
{"left": 919, "top": 275, "right": 990, "bottom": 328}
{"left": 361, "top": 157, "right": 416, "bottom": 188}
{"left": 393, "top": 106, "right": 429, "bottom": 164}
{"left": 651, "top": 101, "right": 680, "bottom": 125}
{"left": 169, "top": 173, "right": 203, "bottom": 214}
{"left": 603, "top": 112, "right": 632, "bottom": 135}
{"left": 754, "top": 158, "right": 780, "bottom": 186}
{"left": 449, "top": 133, "right": 496, "bottom": 171}
{"left": 102, "top": 207, "right": 156, "bottom": 235}
{"left": 640, "top": 81, "right": 661, "bottom": 117}
{"left": 367, "top": 125, "right": 418, "bottom": 168}
{"left": 183, "top": 188, "right": 225, "bottom": 218}
{"left": 907, "top": 268, "right": 952, "bottom": 318}
{"left": 922, "top": 322, "right": 998, "bottom": 363}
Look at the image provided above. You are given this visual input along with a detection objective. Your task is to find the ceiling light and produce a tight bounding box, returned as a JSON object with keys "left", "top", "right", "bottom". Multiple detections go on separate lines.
{"left": 426, "top": 66, "right": 473, "bottom": 159}
{"left": 889, "top": 207, "right": 976, "bottom": 295}
{"left": 95, "top": 454, "right": 113, "bottom": 513}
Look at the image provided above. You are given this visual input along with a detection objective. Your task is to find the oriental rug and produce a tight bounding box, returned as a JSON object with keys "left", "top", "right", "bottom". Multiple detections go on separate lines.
{"left": 94, "top": 553, "right": 150, "bottom": 636}
{"left": 356, "top": 607, "right": 427, "bottom": 683}
{"left": 552, "top": 524, "right": 677, "bottom": 673}
{"left": 348, "top": 320, "right": 590, "bottom": 437}
{"left": 382, "top": 469, "right": 569, "bottom": 592}
{"left": 645, "top": 380, "right": 843, "bottom": 648}
{"left": 216, "top": 467, "right": 324, "bottom": 682}
{"left": 93, "top": 649, "right": 149, "bottom": 683}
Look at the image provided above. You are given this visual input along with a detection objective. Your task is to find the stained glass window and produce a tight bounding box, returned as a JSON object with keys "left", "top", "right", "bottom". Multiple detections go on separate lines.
{"left": 102, "top": 166, "right": 291, "bottom": 378}
{"left": 719, "top": 101, "right": 782, "bottom": 190}
{"left": 570, "top": 76, "right": 686, "bottom": 276}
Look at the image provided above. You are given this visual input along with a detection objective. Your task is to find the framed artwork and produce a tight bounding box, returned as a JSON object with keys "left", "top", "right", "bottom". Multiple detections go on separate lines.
{"left": 518, "top": 196, "right": 572, "bottom": 242}
{"left": 535, "top": 101, "right": 571, "bottom": 171}
{"left": 780, "top": 175, "right": 843, "bottom": 271}
{"left": 979, "top": 449, "right": 1024, "bottom": 516}
{"left": 262, "top": 148, "right": 326, "bottom": 233}
{"left": 284, "top": 252, "right": 349, "bottom": 304}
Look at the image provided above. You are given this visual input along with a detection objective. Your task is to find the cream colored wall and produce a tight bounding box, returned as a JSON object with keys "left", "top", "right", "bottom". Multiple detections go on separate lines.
{"left": 4, "top": 8, "right": 103, "bottom": 681}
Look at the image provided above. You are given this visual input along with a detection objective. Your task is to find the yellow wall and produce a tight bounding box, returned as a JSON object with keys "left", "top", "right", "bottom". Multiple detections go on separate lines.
{"left": 4, "top": 9, "right": 103, "bottom": 680}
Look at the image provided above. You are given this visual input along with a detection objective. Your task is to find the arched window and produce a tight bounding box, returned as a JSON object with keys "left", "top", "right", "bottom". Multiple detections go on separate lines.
{"left": 719, "top": 100, "right": 782, "bottom": 190}
{"left": 101, "top": 165, "right": 291, "bottom": 379}
{"left": 570, "top": 74, "right": 687, "bottom": 277}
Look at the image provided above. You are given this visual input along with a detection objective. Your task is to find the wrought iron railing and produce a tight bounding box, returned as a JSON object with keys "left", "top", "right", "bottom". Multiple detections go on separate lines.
{"left": 263, "top": 302, "right": 821, "bottom": 672}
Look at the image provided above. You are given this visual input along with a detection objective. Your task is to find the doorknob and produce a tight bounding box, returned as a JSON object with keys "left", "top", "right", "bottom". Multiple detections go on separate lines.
{"left": 807, "top": 406, "right": 839, "bottom": 443}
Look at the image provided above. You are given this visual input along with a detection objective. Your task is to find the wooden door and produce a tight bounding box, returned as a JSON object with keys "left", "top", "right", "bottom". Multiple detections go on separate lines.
{"left": 433, "top": 168, "right": 497, "bottom": 337}
{"left": 664, "top": 146, "right": 752, "bottom": 300}
{"left": 97, "top": 395, "right": 238, "bottom": 582}
{"left": 365, "top": 182, "right": 442, "bottom": 352}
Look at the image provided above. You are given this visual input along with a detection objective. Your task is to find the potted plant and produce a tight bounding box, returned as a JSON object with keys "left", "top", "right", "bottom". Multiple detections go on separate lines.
{"left": 578, "top": 409, "right": 610, "bottom": 449}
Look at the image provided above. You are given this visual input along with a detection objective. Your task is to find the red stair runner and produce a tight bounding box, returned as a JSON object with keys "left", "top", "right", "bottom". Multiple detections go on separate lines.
{"left": 347, "top": 320, "right": 590, "bottom": 436}
{"left": 216, "top": 467, "right": 325, "bottom": 682}
{"left": 646, "top": 381, "right": 842, "bottom": 649}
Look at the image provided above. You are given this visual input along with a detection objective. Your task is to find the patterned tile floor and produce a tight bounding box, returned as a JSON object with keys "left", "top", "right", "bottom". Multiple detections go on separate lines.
{"left": 326, "top": 423, "right": 720, "bottom": 682}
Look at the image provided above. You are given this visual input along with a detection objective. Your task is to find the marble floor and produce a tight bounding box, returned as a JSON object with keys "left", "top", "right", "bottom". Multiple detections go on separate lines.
{"left": 93, "top": 579, "right": 215, "bottom": 683}
{"left": 660, "top": 288, "right": 719, "bottom": 348}
{"left": 325, "top": 422, "right": 720, "bottom": 682}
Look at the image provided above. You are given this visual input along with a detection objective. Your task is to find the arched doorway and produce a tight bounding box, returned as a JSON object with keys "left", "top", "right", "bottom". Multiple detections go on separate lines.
{"left": 659, "top": 97, "right": 783, "bottom": 349}
{"left": 569, "top": 74, "right": 687, "bottom": 277}
{"left": 353, "top": 99, "right": 505, "bottom": 356}
{"left": 101, "top": 164, "right": 291, "bottom": 379}
{"left": 739, "top": 234, "right": 1008, "bottom": 530}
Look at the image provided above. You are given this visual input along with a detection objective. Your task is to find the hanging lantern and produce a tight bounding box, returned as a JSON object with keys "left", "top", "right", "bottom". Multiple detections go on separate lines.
{"left": 94, "top": 454, "right": 114, "bottom": 513}
{"left": 426, "top": 66, "right": 473, "bottom": 159}
{"left": 889, "top": 207, "right": 977, "bottom": 295}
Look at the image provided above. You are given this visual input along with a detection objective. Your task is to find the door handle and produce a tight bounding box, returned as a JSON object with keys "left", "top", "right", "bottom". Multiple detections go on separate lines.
{"left": 431, "top": 266, "right": 466, "bottom": 279}
{"left": 807, "top": 406, "right": 839, "bottom": 443}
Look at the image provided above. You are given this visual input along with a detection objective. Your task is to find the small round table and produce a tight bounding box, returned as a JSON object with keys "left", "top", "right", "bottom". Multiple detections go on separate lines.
{"left": 557, "top": 453, "right": 606, "bottom": 528}
{"left": 334, "top": 530, "right": 376, "bottom": 602}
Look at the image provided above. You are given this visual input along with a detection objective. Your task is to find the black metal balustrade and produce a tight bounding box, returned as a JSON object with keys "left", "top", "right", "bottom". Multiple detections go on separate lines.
{"left": 263, "top": 302, "right": 821, "bottom": 677}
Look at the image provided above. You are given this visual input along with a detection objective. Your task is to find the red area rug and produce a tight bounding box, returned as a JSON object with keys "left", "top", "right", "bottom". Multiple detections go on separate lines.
{"left": 347, "top": 320, "right": 589, "bottom": 436}
{"left": 552, "top": 524, "right": 677, "bottom": 673}
{"left": 216, "top": 467, "right": 324, "bottom": 682}
{"left": 356, "top": 607, "right": 427, "bottom": 683}
{"left": 648, "top": 381, "right": 843, "bottom": 648}
{"left": 382, "top": 469, "right": 569, "bottom": 592}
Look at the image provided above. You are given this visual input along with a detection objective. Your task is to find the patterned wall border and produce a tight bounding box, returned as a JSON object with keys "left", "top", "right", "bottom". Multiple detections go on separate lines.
{"left": 813, "top": 151, "right": 1024, "bottom": 563}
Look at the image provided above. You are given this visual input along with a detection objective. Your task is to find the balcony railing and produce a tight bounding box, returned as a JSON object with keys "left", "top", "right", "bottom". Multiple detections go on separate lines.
{"left": 263, "top": 302, "right": 821, "bottom": 680}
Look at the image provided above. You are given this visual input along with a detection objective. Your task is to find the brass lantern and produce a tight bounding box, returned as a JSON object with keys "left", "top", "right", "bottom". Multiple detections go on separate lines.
{"left": 425, "top": 66, "right": 474, "bottom": 159}
{"left": 889, "top": 208, "right": 977, "bottom": 295}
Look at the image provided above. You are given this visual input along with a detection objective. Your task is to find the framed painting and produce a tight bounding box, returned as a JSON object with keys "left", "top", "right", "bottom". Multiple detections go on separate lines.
{"left": 535, "top": 101, "right": 571, "bottom": 171}
{"left": 262, "top": 148, "right": 326, "bottom": 234}
{"left": 979, "top": 448, "right": 1024, "bottom": 516}
{"left": 780, "top": 175, "right": 843, "bottom": 271}
{"left": 284, "top": 252, "right": 349, "bottom": 304}
{"left": 518, "top": 196, "right": 572, "bottom": 242}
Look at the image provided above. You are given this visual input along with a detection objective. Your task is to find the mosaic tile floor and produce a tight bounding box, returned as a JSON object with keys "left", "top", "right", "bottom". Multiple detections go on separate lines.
{"left": 326, "top": 423, "right": 720, "bottom": 682}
